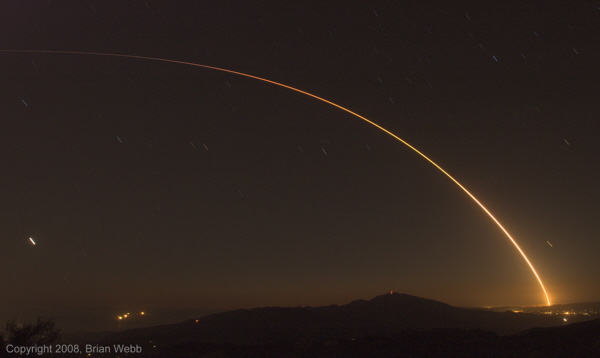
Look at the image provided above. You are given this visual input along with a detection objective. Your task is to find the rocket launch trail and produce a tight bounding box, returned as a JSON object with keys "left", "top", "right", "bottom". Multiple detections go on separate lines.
{"left": 1, "top": 50, "right": 552, "bottom": 306}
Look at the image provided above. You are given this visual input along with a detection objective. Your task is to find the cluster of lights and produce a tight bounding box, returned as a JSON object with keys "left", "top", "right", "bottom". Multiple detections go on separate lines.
{"left": 117, "top": 312, "right": 145, "bottom": 320}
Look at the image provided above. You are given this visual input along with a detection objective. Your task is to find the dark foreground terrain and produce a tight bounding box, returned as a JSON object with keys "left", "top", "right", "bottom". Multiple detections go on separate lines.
{"left": 7, "top": 293, "right": 600, "bottom": 357}
{"left": 126, "top": 320, "right": 600, "bottom": 358}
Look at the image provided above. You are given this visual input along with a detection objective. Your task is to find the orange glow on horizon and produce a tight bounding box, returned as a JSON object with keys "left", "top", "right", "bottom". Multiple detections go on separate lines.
{"left": 0, "top": 49, "right": 551, "bottom": 306}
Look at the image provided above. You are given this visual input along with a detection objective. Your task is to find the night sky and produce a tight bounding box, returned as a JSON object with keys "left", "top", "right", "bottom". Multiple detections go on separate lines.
{"left": 2, "top": 1, "right": 599, "bottom": 331}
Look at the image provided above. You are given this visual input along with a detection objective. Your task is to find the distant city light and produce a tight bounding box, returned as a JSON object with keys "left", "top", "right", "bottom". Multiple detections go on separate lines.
{"left": 117, "top": 311, "right": 145, "bottom": 320}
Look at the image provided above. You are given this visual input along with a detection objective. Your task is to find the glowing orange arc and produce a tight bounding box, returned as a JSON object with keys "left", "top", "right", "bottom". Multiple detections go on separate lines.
{"left": 2, "top": 50, "right": 552, "bottom": 306}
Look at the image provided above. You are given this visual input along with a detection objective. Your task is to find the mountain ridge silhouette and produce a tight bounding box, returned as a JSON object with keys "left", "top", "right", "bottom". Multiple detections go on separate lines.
{"left": 101, "top": 292, "right": 569, "bottom": 347}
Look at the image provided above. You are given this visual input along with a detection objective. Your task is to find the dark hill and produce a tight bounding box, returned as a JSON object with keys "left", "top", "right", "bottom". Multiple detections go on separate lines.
{"left": 101, "top": 292, "right": 565, "bottom": 349}
{"left": 505, "top": 318, "right": 600, "bottom": 357}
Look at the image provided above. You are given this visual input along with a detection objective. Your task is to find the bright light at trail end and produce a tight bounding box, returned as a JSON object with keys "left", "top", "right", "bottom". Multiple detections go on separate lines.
{"left": 29, "top": 237, "right": 36, "bottom": 245}
{"left": 1, "top": 49, "right": 552, "bottom": 306}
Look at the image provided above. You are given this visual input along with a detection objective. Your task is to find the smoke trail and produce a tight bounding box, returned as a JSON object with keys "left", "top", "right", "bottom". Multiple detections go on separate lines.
{"left": 1, "top": 50, "right": 552, "bottom": 305}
